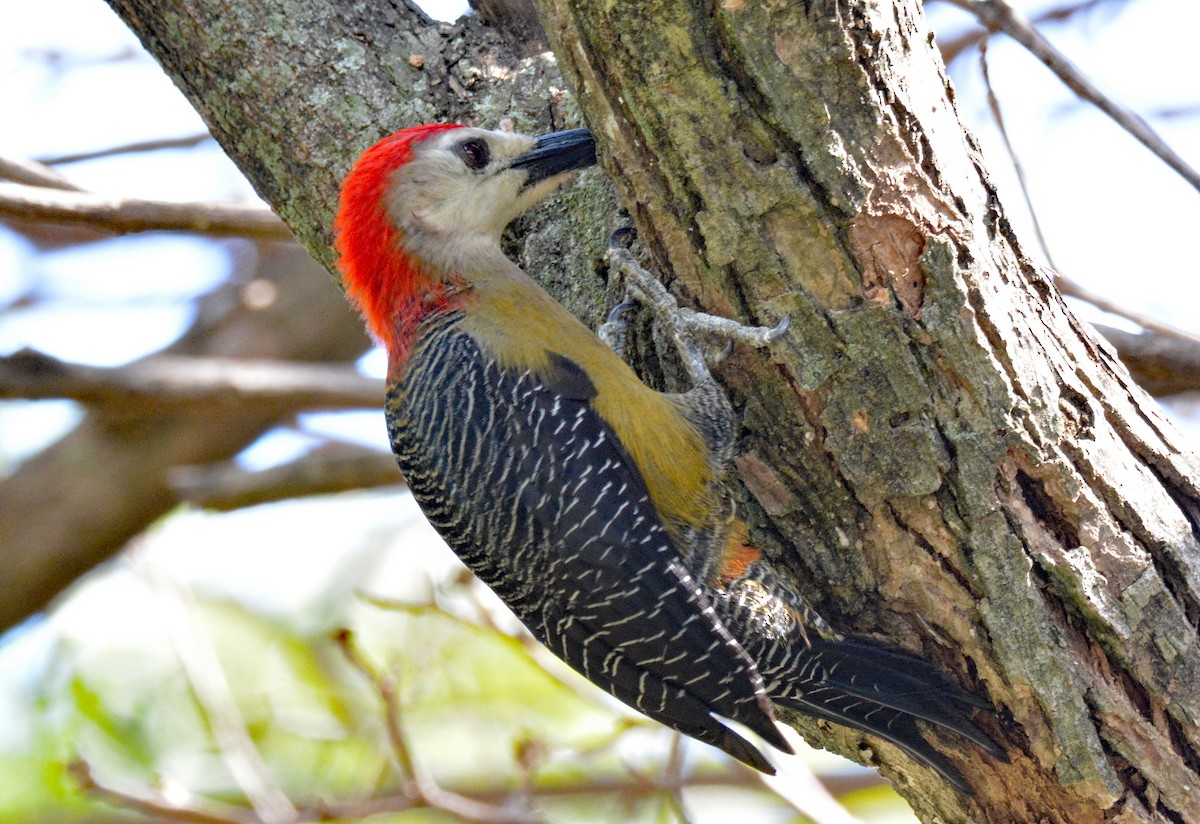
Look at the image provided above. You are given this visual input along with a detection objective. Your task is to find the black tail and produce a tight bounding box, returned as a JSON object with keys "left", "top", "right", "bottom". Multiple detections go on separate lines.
{"left": 772, "top": 635, "right": 1006, "bottom": 791}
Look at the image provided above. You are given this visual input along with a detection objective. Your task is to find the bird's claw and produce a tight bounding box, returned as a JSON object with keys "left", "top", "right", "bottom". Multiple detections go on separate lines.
{"left": 598, "top": 300, "right": 640, "bottom": 357}
{"left": 608, "top": 225, "right": 636, "bottom": 251}
{"left": 603, "top": 236, "right": 789, "bottom": 384}
{"left": 605, "top": 300, "right": 639, "bottom": 325}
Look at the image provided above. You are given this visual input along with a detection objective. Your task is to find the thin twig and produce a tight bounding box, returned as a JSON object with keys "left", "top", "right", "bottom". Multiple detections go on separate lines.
{"left": 136, "top": 554, "right": 298, "bottom": 823}
{"left": 69, "top": 759, "right": 257, "bottom": 824}
{"left": 660, "top": 732, "right": 694, "bottom": 824}
{"left": 0, "top": 155, "right": 82, "bottom": 191}
{"left": 975, "top": 38, "right": 1200, "bottom": 344}
{"left": 935, "top": 0, "right": 1124, "bottom": 65}
{"left": 333, "top": 629, "right": 419, "bottom": 782}
{"left": 1057, "top": 274, "right": 1200, "bottom": 344}
{"left": 0, "top": 180, "right": 292, "bottom": 239}
{"left": 334, "top": 628, "right": 542, "bottom": 824}
{"left": 0, "top": 349, "right": 383, "bottom": 410}
{"left": 943, "top": 0, "right": 1200, "bottom": 195}
{"left": 979, "top": 38, "right": 1059, "bottom": 271}
{"left": 74, "top": 750, "right": 858, "bottom": 824}
{"left": 40, "top": 132, "right": 213, "bottom": 165}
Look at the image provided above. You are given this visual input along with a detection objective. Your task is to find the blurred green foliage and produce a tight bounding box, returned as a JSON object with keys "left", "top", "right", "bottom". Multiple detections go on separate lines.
{"left": 0, "top": 493, "right": 913, "bottom": 824}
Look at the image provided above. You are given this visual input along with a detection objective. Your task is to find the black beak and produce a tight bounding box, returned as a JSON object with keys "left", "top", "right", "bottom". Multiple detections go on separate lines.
{"left": 510, "top": 128, "right": 596, "bottom": 188}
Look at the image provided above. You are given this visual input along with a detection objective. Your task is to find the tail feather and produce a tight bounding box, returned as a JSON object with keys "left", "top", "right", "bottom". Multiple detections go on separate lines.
{"left": 772, "top": 634, "right": 1006, "bottom": 789}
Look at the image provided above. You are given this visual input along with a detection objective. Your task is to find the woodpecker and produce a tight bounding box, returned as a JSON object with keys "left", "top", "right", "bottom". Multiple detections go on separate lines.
{"left": 335, "top": 123, "right": 1004, "bottom": 789}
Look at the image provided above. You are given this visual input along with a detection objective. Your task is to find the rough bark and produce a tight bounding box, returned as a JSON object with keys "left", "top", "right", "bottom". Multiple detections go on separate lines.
{"left": 531, "top": 0, "right": 1200, "bottom": 820}
{"left": 91, "top": 0, "right": 1200, "bottom": 821}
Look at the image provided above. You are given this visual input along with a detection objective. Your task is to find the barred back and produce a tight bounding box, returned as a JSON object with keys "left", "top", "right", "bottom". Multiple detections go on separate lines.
{"left": 384, "top": 312, "right": 789, "bottom": 770}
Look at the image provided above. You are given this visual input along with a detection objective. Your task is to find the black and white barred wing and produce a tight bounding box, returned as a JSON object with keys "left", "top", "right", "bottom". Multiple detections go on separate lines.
{"left": 388, "top": 327, "right": 788, "bottom": 771}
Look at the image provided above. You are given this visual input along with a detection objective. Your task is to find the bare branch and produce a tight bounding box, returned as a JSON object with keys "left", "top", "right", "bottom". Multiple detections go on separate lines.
{"left": 0, "top": 156, "right": 82, "bottom": 191}
{"left": 171, "top": 446, "right": 402, "bottom": 511}
{"left": 0, "top": 349, "right": 383, "bottom": 411}
{"left": 69, "top": 759, "right": 257, "bottom": 824}
{"left": 40, "top": 132, "right": 213, "bottom": 165}
{"left": 0, "top": 181, "right": 292, "bottom": 240}
{"left": 0, "top": 242, "right": 372, "bottom": 635}
{"left": 943, "top": 0, "right": 1200, "bottom": 195}
{"left": 935, "top": 0, "right": 1125, "bottom": 65}
{"left": 71, "top": 746, "right": 867, "bottom": 824}
{"left": 334, "top": 628, "right": 542, "bottom": 824}
{"left": 334, "top": 629, "right": 419, "bottom": 784}
{"left": 1095, "top": 324, "right": 1200, "bottom": 396}
{"left": 1056, "top": 272, "right": 1200, "bottom": 344}
{"left": 979, "top": 39, "right": 1060, "bottom": 271}
{"left": 974, "top": 40, "right": 1200, "bottom": 345}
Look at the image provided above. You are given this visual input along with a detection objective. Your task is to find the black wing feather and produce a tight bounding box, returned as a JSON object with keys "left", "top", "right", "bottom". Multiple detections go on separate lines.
{"left": 771, "top": 635, "right": 1006, "bottom": 790}
{"left": 387, "top": 323, "right": 788, "bottom": 768}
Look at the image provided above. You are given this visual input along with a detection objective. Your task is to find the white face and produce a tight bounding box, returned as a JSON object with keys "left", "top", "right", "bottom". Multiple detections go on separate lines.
{"left": 384, "top": 127, "right": 580, "bottom": 246}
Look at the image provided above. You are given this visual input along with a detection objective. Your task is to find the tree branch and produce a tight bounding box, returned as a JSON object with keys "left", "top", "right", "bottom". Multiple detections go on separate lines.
{"left": 335, "top": 627, "right": 541, "bottom": 824}
{"left": 1057, "top": 272, "right": 1200, "bottom": 344}
{"left": 934, "top": 0, "right": 1126, "bottom": 65}
{"left": 0, "top": 242, "right": 371, "bottom": 634}
{"left": 1095, "top": 324, "right": 1200, "bottom": 396}
{"left": 69, "top": 759, "right": 256, "bottom": 824}
{"left": 1, "top": 0, "right": 612, "bottom": 635}
{"left": 0, "top": 349, "right": 383, "bottom": 411}
{"left": 0, "top": 155, "right": 82, "bottom": 191}
{"left": 975, "top": 38, "right": 1200, "bottom": 345}
{"left": 0, "top": 181, "right": 292, "bottom": 240}
{"left": 70, "top": 744, "right": 870, "bottom": 824}
{"left": 40, "top": 132, "right": 212, "bottom": 165}
{"left": 943, "top": 0, "right": 1200, "bottom": 195}
{"left": 171, "top": 446, "right": 403, "bottom": 512}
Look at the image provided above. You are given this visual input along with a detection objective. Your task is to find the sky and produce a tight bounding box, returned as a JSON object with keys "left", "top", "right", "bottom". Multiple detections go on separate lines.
{"left": 0, "top": 0, "right": 1198, "bottom": 813}
{"left": 927, "top": 0, "right": 1200, "bottom": 340}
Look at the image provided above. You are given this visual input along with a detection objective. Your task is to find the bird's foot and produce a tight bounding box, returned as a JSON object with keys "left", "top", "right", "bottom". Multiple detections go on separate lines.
{"left": 597, "top": 300, "right": 638, "bottom": 360}
{"left": 603, "top": 227, "right": 789, "bottom": 386}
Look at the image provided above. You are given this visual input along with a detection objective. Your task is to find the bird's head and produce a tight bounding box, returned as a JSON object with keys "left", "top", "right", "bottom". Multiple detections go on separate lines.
{"left": 335, "top": 124, "right": 597, "bottom": 353}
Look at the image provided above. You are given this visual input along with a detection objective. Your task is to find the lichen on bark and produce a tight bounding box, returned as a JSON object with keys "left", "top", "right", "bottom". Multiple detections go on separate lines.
{"left": 534, "top": 0, "right": 1200, "bottom": 818}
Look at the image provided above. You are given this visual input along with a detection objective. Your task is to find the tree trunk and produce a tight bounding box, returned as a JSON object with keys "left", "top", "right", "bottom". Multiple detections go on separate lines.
{"left": 101, "top": 0, "right": 1200, "bottom": 820}
{"left": 532, "top": 0, "right": 1200, "bottom": 820}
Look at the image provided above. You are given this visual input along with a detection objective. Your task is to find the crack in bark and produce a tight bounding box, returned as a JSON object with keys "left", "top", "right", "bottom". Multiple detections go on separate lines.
{"left": 709, "top": 0, "right": 845, "bottom": 225}
{"left": 1014, "top": 468, "right": 1082, "bottom": 550}
{"left": 965, "top": 282, "right": 1031, "bottom": 407}
{"left": 1067, "top": 367, "right": 1200, "bottom": 633}
{"left": 884, "top": 499, "right": 982, "bottom": 602}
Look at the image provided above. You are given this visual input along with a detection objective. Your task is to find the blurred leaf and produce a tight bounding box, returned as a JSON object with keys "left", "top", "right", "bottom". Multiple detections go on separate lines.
{"left": 349, "top": 600, "right": 626, "bottom": 789}
{"left": 839, "top": 783, "right": 920, "bottom": 823}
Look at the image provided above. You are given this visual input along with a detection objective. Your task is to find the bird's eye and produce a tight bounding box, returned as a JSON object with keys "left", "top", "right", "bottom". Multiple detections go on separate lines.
{"left": 458, "top": 139, "right": 490, "bottom": 170}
